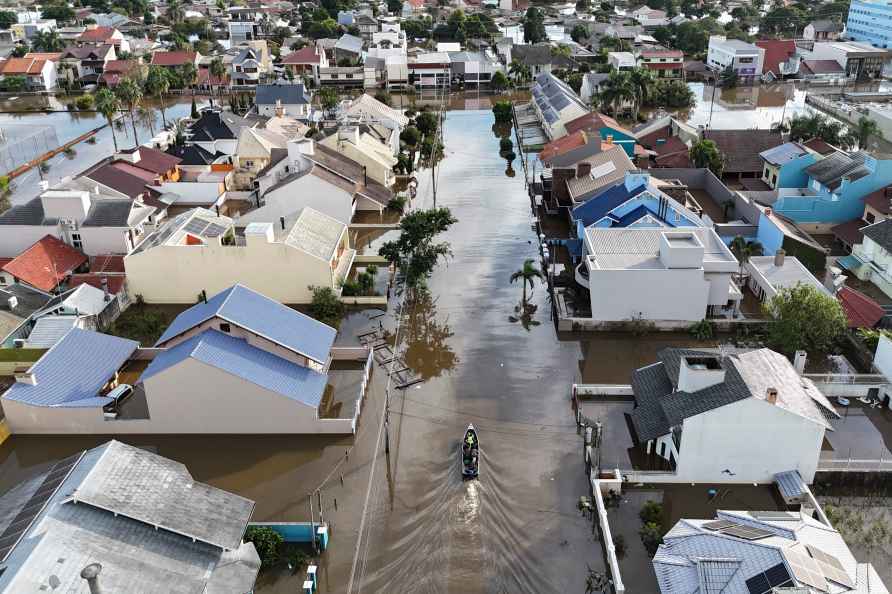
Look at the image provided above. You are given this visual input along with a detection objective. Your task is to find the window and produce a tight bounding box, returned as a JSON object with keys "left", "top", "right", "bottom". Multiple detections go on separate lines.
{"left": 866, "top": 211, "right": 876, "bottom": 224}
{"left": 0, "top": 276, "right": 6, "bottom": 285}
{"left": 244, "top": 160, "right": 254, "bottom": 168}
{"left": 219, "top": 322, "right": 231, "bottom": 332}
{"left": 738, "top": 57, "right": 754, "bottom": 64}
{"left": 71, "top": 233, "right": 83, "bottom": 250}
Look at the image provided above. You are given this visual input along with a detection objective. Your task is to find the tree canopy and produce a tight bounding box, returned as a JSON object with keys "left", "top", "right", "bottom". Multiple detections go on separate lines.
{"left": 523, "top": 7, "right": 546, "bottom": 43}
{"left": 689, "top": 139, "right": 724, "bottom": 176}
{"left": 764, "top": 284, "right": 847, "bottom": 356}
{"left": 379, "top": 208, "right": 458, "bottom": 290}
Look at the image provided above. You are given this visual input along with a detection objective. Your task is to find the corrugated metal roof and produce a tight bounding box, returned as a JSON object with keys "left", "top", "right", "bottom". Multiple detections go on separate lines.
{"left": 142, "top": 329, "right": 327, "bottom": 408}
{"left": 2, "top": 328, "right": 138, "bottom": 408}
{"left": 155, "top": 284, "right": 336, "bottom": 364}
{"left": 23, "top": 316, "right": 80, "bottom": 349}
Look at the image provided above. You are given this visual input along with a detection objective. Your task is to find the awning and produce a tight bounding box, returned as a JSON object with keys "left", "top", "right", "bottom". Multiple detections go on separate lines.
{"left": 837, "top": 254, "right": 865, "bottom": 272}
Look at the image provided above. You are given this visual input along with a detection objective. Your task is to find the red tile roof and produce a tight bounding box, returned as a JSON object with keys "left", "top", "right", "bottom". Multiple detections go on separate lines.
{"left": 89, "top": 254, "right": 126, "bottom": 274}
{"left": 110, "top": 161, "right": 158, "bottom": 182}
{"left": 864, "top": 187, "right": 892, "bottom": 215}
{"left": 654, "top": 136, "right": 688, "bottom": 157}
{"left": 123, "top": 146, "right": 182, "bottom": 175}
{"left": 803, "top": 137, "right": 836, "bottom": 155}
{"left": 78, "top": 26, "right": 119, "bottom": 43}
{"left": 0, "top": 57, "right": 46, "bottom": 75}
{"left": 831, "top": 219, "right": 865, "bottom": 247}
{"left": 801, "top": 59, "right": 844, "bottom": 75}
{"left": 539, "top": 130, "right": 589, "bottom": 164}
{"left": 838, "top": 286, "right": 884, "bottom": 329}
{"left": 150, "top": 51, "right": 197, "bottom": 66}
{"left": 637, "top": 125, "right": 671, "bottom": 149}
{"left": 23, "top": 52, "right": 62, "bottom": 62}
{"left": 755, "top": 39, "right": 797, "bottom": 78}
{"left": 69, "top": 273, "right": 126, "bottom": 295}
{"left": 282, "top": 45, "right": 323, "bottom": 64}
{"left": 197, "top": 67, "right": 229, "bottom": 87}
{"left": 2, "top": 235, "right": 88, "bottom": 292}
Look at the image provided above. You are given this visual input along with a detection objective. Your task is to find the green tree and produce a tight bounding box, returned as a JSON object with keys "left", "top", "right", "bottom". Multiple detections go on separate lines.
{"left": 523, "top": 7, "right": 546, "bottom": 43}
{"left": 136, "top": 105, "right": 156, "bottom": 136}
{"left": 416, "top": 111, "right": 438, "bottom": 136}
{"left": 639, "top": 522, "right": 664, "bottom": 557}
{"left": 95, "top": 87, "right": 121, "bottom": 152}
{"left": 674, "top": 21, "right": 710, "bottom": 55}
{"left": 729, "top": 235, "right": 763, "bottom": 279}
{"left": 400, "top": 125, "right": 421, "bottom": 148}
{"left": 764, "top": 284, "right": 847, "bottom": 356}
{"left": 571, "top": 23, "right": 590, "bottom": 43}
{"left": 0, "top": 11, "right": 16, "bottom": 29}
{"left": 167, "top": 0, "right": 186, "bottom": 23}
{"left": 639, "top": 500, "right": 663, "bottom": 525}
{"left": 508, "top": 59, "right": 532, "bottom": 85}
{"left": 244, "top": 526, "right": 283, "bottom": 568}
{"left": 319, "top": 87, "right": 339, "bottom": 116}
{"left": 490, "top": 70, "right": 509, "bottom": 92}
{"left": 629, "top": 67, "right": 656, "bottom": 121}
{"left": 850, "top": 115, "right": 880, "bottom": 149}
{"left": 599, "top": 70, "right": 634, "bottom": 116}
{"left": 10, "top": 45, "right": 27, "bottom": 58}
{"left": 179, "top": 61, "right": 198, "bottom": 92}
{"left": 308, "top": 286, "right": 345, "bottom": 328}
{"left": 492, "top": 100, "right": 513, "bottom": 123}
{"left": 510, "top": 259, "right": 544, "bottom": 307}
{"left": 648, "top": 79, "right": 695, "bottom": 108}
{"left": 689, "top": 138, "right": 724, "bottom": 176}
{"left": 0, "top": 75, "right": 27, "bottom": 92}
{"left": 387, "top": 0, "right": 402, "bottom": 12}
{"left": 114, "top": 77, "right": 144, "bottom": 147}
{"left": 374, "top": 90, "right": 392, "bottom": 106}
{"left": 720, "top": 65, "right": 738, "bottom": 89}
{"left": 40, "top": 4, "right": 75, "bottom": 23}
{"left": 144, "top": 65, "right": 171, "bottom": 128}
{"left": 31, "top": 29, "right": 64, "bottom": 52}
{"left": 379, "top": 208, "right": 458, "bottom": 291}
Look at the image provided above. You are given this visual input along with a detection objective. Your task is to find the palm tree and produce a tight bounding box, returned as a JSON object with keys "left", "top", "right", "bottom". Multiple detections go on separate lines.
{"left": 167, "top": 0, "right": 185, "bottom": 23}
{"left": 729, "top": 235, "right": 763, "bottom": 282}
{"left": 136, "top": 105, "right": 156, "bottom": 136}
{"left": 179, "top": 62, "right": 198, "bottom": 95}
{"left": 510, "top": 259, "right": 544, "bottom": 307}
{"left": 210, "top": 57, "right": 227, "bottom": 95}
{"left": 115, "top": 78, "right": 143, "bottom": 147}
{"left": 94, "top": 88, "right": 121, "bottom": 152}
{"left": 851, "top": 116, "right": 880, "bottom": 150}
{"left": 599, "top": 71, "right": 634, "bottom": 117}
{"left": 508, "top": 59, "right": 531, "bottom": 85}
{"left": 144, "top": 65, "right": 171, "bottom": 128}
{"left": 629, "top": 67, "right": 655, "bottom": 121}
{"left": 32, "top": 29, "right": 63, "bottom": 52}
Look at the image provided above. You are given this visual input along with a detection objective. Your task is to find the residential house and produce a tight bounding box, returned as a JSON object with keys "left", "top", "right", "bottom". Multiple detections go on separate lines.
{"left": 847, "top": 0, "right": 892, "bottom": 48}
{"left": 0, "top": 190, "right": 156, "bottom": 257}
{"left": 702, "top": 129, "right": 786, "bottom": 179}
{"left": 760, "top": 141, "right": 811, "bottom": 189}
{"left": 186, "top": 108, "right": 243, "bottom": 154}
{"left": 631, "top": 5, "right": 668, "bottom": 27}
{"left": 402, "top": 0, "right": 425, "bottom": 17}
{"left": 255, "top": 83, "right": 312, "bottom": 119}
{"left": 371, "top": 24, "right": 407, "bottom": 50}
{"left": 755, "top": 39, "right": 799, "bottom": 81}
{"left": 227, "top": 7, "right": 261, "bottom": 43}
{"left": 364, "top": 50, "right": 408, "bottom": 88}
{"left": 565, "top": 112, "right": 640, "bottom": 158}
{"left": 510, "top": 44, "right": 574, "bottom": 77}
{"left": 579, "top": 72, "right": 609, "bottom": 105}
{"left": 247, "top": 138, "right": 391, "bottom": 225}
{"left": 578, "top": 227, "right": 740, "bottom": 321}
{"left": 806, "top": 41, "right": 887, "bottom": 79}
{"left": 531, "top": 72, "right": 589, "bottom": 140}
{"left": 654, "top": 510, "right": 887, "bottom": 594}
{"left": 281, "top": 44, "right": 329, "bottom": 84}
{"left": 538, "top": 133, "right": 627, "bottom": 209}
{"left": 607, "top": 51, "right": 637, "bottom": 71}
{"left": 564, "top": 144, "right": 637, "bottom": 207}
{"left": 408, "top": 52, "right": 451, "bottom": 89}
{"left": 98, "top": 59, "right": 143, "bottom": 87}
{"left": 1, "top": 235, "right": 87, "bottom": 293}
{"left": 166, "top": 143, "right": 221, "bottom": 180}
{"left": 124, "top": 207, "right": 355, "bottom": 304}
{"left": 0, "top": 440, "right": 260, "bottom": 592}
{"left": 319, "top": 65, "right": 378, "bottom": 89}
{"left": 355, "top": 13, "right": 379, "bottom": 40}
{"left": 448, "top": 51, "right": 499, "bottom": 87}
{"left": 10, "top": 18, "right": 56, "bottom": 41}
{"left": 337, "top": 10, "right": 356, "bottom": 26}
{"left": 773, "top": 151, "right": 892, "bottom": 228}
{"left": 832, "top": 186, "right": 892, "bottom": 252}
{"left": 838, "top": 285, "right": 885, "bottom": 328}
{"left": 745, "top": 250, "right": 830, "bottom": 302}
{"left": 318, "top": 125, "right": 397, "bottom": 187}
{"left": 751, "top": 204, "right": 829, "bottom": 273}
{"left": 706, "top": 36, "right": 765, "bottom": 84}
{"left": 232, "top": 125, "right": 288, "bottom": 186}
{"left": 637, "top": 49, "right": 684, "bottom": 78}
{"left": 629, "top": 348, "right": 837, "bottom": 482}
{"left": 800, "top": 59, "right": 847, "bottom": 81}
{"left": 227, "top": 42, "right": 272, "bottom": 86}
{"left": 804, "top": 19, "right": 845, "bottom": 41}
{"left": 59, "top": 44, "right": 116, "bottom": 84}
{"left": 845, "top": 218, "right": 892, "bottom": 298}
{"left": 340, "top": 92, "right": 409, "bottom": 152}
{"left": 335, "top": 33, "right": 363, "bottom": 63}
{"left": 150, "top": 50, "right": 200, "bottom": 72}
{"left": 0, "top": 281, "right": 53, "bottom": 345}
{"left": 0, "top": 55, "right": 57, "bottom": 90}
{"left": 76, "top": 25, "right": 130, "bottom": 53}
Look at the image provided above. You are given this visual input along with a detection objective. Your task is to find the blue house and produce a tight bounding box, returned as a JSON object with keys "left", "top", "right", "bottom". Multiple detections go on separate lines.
{"left": 571, "top": 172, "right": 704, "bottom": 238}
{"left": 759, "top": 142, "right": 817, "bottom": 189}
{"left": 565, "top": 112, "right": 639, "bottom": 158}
{"left": 773, "top": 151, "right": 892, "bottom": 224}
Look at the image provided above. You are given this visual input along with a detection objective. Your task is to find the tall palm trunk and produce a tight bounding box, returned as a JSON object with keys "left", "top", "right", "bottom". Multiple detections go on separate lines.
{"left": 522, "top": 279, "right": 528, "bottom": 305}
{"left": 129, "top": 107, "right": 139, "bottom": 147}
{"left": 158, "top": 92, "right": 167, "bottom": 128}
{"left": 107, "top": 116, "right": 118, "bottom": 151}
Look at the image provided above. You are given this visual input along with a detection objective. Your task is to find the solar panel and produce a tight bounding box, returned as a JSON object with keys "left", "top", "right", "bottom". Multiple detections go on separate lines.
{"left": 745, "top": 572, "right": 771, "bottom": 594}
{"left": 764, "top": 563, "right": 792, "bottom": 587}
{"left": 184, "top": 219, "right": 210, "bottom": 235}
{"left": 784, "top": 548, "right": 829, "bottom": 592}
{"left": 703, "top": 520, "right": 736, "bottom": 531}
{"left": 806, "top": 545, "right": 854, "bottom": 588}
{"left": 752, "top": 511, "right": 797, "bottom": 521}
{"left": 0, "top": 452, "right": 82, "bottom": 562}
{"left": 745, "top": 563, "right": 793, "bottom": 594}
{"left": 204, "top": 223, "right": 228, "bottom": 237}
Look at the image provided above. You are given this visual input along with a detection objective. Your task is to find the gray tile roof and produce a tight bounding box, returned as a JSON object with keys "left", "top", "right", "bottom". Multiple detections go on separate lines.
{"left": 630, "top": 348, "right": 835, "bottom": 442}
{"left": 81, "top": 199, "right": 135, "bottom": 227}
{"left": 862, "top": 218, "right": 892, "bottom": 252}
{"left": 336, "top": 33, "right": 363, "bottom": 53}
{"left": 0, "top": 440, "right": 259, "bottom": 594}
{"left": 2, "top": 328, "right": 139, "bottom": 408}
{"left": 805, "top": 151, "right": 871, "bottom": 191}
{"left": 566, "top": 147, "right": 636, "bottom": 202}
{"left": 255, "top": 82, "right": 311, "bottom": 106}
{"left": 0, "top": 198, "right": 53, "bottom": 226}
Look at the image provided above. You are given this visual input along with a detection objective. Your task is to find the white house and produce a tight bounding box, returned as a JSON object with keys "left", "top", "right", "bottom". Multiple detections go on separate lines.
{"left": 2, "top": 286, "right": 371, "bottom": 435}
{"left": 318, "top": 125, "right": 397, "bottom": 187}
{"left": 846, "top": 218, "right": 892, "bottom": 299}
{"left": 707, "top": 35, "right": 765, "bottom": 83}
{"left": 340, "top": 93, "right": 408, "bottom": 152}
{"left": 0, "top": 190, "right": 156, "bottom": 257}
{"left": 745, "top": 250, "right": 830, "bottom": 302}
{"left": 124, "top": 207, "right": 355, "bottom": 304}
{"left": 629, "top": 348, "right": 838, "bottom": 483}
{"left": 607, "top": 51, "right": 637, "bottom": 70}
{"left": 655, "top": 510, "right": 888, "bottom": 594}
{"left": 580, "top": 227, "right": 741, "bottom": 322}
{"left": 531, "top": 72, "right": 589, "bottom": 140}
{"left": 254, "top": 83, "right": 313, "bottom": 119}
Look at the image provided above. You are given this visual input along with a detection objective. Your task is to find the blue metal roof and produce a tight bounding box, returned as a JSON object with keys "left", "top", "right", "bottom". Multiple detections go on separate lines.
{"left": 155, "top": 284, "right": 337, "bottom": 364}
{"left": 142, "top": 329, "right": 327, "bottom": 408}
{"left": 759, "top": 142, "right": 808, "bottom": 166}
{"left": 571, "top": 182, "right": 647, "bottom": 227}
{"left": 2, "top": 328, "right": 138, "bottom": 408}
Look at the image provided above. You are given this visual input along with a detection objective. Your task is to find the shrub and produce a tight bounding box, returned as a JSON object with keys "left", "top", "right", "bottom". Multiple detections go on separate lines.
{"left": 75, "top": 94, "right": 94, "bottom": 110}
{"left": 244, "top": 526, "right": 283, "bottom": 568}
{"left": 639, "top": 500, "right": 663, "bottom": 525}
{"left": 612, "top": 534, "right": 626, "bottom": 559}
{"left": 309, "top": 285, "right": 344, "bottom": 328}
{"left": 499, "top": 136, "right": 513, "bottom": 153}
{"left": 639, "top": 521, "right": 664, "bottom": 557}
{"left": 688, "top": 319, "right": 714, "bottom": 340}
{"left": 492, "top": 100, "right": 512, "bottom": 123}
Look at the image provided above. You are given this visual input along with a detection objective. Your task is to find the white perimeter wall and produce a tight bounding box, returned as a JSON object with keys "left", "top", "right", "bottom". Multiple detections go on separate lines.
{"left": 588, "top": 268, "right": 709, "bottom": 322}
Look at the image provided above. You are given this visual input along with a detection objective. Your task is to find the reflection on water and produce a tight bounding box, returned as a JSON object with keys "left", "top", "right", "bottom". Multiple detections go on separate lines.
{"left": 398, "top": 289, "right": 459, "bottom": 380}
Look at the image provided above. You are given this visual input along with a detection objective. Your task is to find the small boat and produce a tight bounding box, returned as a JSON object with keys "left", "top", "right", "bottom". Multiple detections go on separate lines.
{"left": 461, "top": 424, "right": 479, "bottom": 479}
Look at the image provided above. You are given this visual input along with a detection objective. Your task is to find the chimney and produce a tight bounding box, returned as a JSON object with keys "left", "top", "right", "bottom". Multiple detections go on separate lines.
{"left": 280, "top": 216, "right": 286, "bottom": 230}
{"left": 577, "top": 161, "right": 592, "bottom": 178}
{"left": 13, "top": 366, "right": 35, "bottom": 385}
{"left": 774, "top": 249, "right": 785, "bottom": 267}
{"left": 81, "top": 563, "right": 103, "bottom": 594}
{"left": 275, "top": 99, "right": 284, "bottom": 118}
{"left": 793, "top": 350, "right": 807, "bottom": 375}
{"left": 766, "top": 387, "right": 779, "bottom": 405}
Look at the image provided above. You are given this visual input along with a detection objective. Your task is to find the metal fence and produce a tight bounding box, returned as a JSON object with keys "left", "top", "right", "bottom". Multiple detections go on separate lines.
{"left": 0, "top": 124, "right": 59, "bottom": 175}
